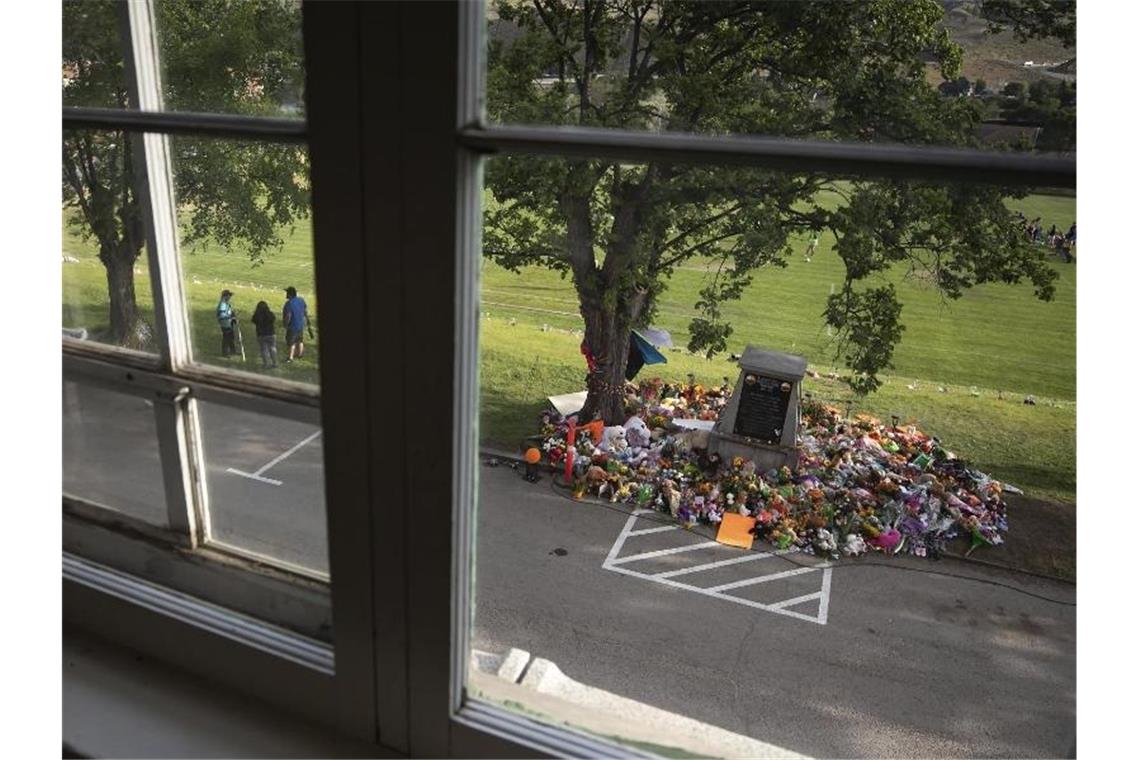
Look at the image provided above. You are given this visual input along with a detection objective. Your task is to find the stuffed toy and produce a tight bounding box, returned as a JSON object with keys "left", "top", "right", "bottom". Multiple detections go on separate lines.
{"left": 841, "top": 533, "right": 866, "bottom": 556}
{"left": 661, "top": 479, "right": 681, "bottom": 517}
{"left": 601, "top": 425, "right": 629, "bottom": 454}
{"left": 623, "top": 415, "right": 652, "bottom": 449}
{"left": 814, "top": 528, "right": 837, "bottom": 554}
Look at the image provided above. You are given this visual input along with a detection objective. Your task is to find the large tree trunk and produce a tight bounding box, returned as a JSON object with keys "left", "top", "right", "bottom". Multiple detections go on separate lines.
{"left": 578, "top": 299, "right": 636, "bottom": 425}
{"left": 102, "top": 240, "right": 144, "bottom": 347}
{"left": 561, "top": 163, "right": 653, "bottom": 424}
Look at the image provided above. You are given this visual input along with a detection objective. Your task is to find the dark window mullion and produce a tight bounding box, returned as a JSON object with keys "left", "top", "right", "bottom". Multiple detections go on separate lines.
{"left": 458, "top": 124, "right": 1076, "bottom": 188}
{"left": 62, "top": 106, "right": 308, "bottom": 143}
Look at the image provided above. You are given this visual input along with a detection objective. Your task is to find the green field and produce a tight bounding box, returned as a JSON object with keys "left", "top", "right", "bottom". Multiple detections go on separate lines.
{"left": 62, "top": 217, "right": 322, "bottom": 385}
{"left": 480, "top": 190, "right": 1075, "bottom": 502}
{"left": 63, "top": 190, "right": 1076, "bottom": 502}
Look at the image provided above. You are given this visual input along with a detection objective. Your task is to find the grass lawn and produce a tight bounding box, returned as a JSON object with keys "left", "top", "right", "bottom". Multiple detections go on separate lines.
{"left": 62, "top": 218, "right": 321, "bottom": 385}
{"left": 63, "top": 190, "right": 1076, "bottom": 504}
{"left": 480, "top": 191, "right": 1075, "bottom": 503}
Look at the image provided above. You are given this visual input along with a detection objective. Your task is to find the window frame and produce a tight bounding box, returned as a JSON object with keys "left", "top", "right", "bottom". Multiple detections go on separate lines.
{"left": 61, "top": 0, "right": 361, "bottom": 741}
{"left": 62, "top": 0, "right": 1076, "bottom": 756}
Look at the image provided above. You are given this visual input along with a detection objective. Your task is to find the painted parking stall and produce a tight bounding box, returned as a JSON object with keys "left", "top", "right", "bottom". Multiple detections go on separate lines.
{"left": 603, "top": 509, "right": 834, "bottom": 624}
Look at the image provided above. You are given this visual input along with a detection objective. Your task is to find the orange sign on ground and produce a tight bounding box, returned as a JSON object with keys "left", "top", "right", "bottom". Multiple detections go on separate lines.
{"left": 716, "top": 512, "right": 758, "bottom": 550}
{"left": 580, "top": 419, "right": 605, "bottom": 444}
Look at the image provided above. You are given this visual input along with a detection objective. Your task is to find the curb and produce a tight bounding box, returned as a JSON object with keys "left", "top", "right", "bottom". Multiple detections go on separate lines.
{"left": 480, "top": 446, "right": 528, "bottom": 464}
{"left": 938, "top": 552, "right": 1076, "bottom": 585}
{"left": 470, "top": 647, "right": 806, "bottom": 759}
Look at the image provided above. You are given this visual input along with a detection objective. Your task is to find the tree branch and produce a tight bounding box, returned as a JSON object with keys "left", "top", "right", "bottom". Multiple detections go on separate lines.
{"left": 62, "top": 143, "right": 95, "bottom": 233}
{"left": 655, "top": 201, "right": 746, "bottom": 255}
{"left": 656, "top": 230, "right": 741, "bottom": 271}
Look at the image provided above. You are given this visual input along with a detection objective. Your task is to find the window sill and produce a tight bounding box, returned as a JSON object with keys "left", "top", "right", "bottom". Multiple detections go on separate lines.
{"left": 62, "top": 627, "right": 393, "bottom": 759}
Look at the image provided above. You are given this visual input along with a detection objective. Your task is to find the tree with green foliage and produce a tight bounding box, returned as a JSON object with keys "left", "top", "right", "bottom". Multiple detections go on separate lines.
{"left": 485, "top": 0, "right": 1060, "bottom": 423}
{"left": 1001, "top": 78, "right": 1075, "bottom": 151}
{"left": 979, "top": 0, "right": 1075, "bottom": 48}
{"left": 1003, "top": 81, "right": 1026, "bottom": 98}
{"left": 62, "top": 0, "right": 307, "bottom": 348}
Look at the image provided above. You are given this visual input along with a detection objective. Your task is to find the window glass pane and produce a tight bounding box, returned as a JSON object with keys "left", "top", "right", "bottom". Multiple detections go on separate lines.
{"left": 62, "top": 0, "right": 305, "bottom": 119}
{"left": 63, "top": 0, "right": 130, "bottom": 110}
{"left": 63, "top": 129, "right": 159, "bottom": 353}
{"left": 486, "top": 0, "right": 1075, "bottom": 154}
{"left": 470, "top": 155, "right": 1076, "bottom": 756}
{"left": 154, "top": 0, "right": 305, "bottom": 119}
{"left": 63, "top": 381, "right": 168, "bottom": 526}
{"left": 169, "top": 136, "right": 319, "bottom": 385}
{"left": 196, "top": 402, "right": 328, "bottom": 577}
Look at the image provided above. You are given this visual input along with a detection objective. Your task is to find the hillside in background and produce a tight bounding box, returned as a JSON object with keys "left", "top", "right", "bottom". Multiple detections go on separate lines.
{"left": 933, "top": 1, "right": 1075, "bottom": 89}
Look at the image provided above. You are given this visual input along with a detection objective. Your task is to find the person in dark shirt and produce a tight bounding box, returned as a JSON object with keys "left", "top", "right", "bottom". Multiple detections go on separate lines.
{"left": 251, "top": 301, "right": 278, "bottom": 369}
{"left": 282, "top": 285, "right": 312, "bottom": 363}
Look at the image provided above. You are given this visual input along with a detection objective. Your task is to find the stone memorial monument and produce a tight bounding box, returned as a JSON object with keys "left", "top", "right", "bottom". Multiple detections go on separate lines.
{"left": 708, "top": 345, "right": 808, "bottom": 472}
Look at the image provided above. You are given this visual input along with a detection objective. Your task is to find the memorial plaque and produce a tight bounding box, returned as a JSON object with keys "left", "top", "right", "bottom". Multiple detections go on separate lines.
{"left": 732, "top": 373, "right": 792, "bottom": 444}
{"left": 709, "top": 345, "right": 806, "bottom": 472}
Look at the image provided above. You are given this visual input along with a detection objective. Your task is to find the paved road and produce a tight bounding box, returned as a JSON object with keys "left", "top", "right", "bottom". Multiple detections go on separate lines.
{"left": 63, "top": 391, "right": 1076, "bottom": 756}
{"left": 473, "top": 465, "right": 1076, "bottom": 758}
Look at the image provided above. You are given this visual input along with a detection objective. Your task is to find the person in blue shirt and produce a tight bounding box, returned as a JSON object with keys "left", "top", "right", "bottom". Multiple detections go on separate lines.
{"left": 216, "top": 289, "right": 236, "bottom": 357}
{"left": 282, "top": 285, "right": 312, "bottom": 362}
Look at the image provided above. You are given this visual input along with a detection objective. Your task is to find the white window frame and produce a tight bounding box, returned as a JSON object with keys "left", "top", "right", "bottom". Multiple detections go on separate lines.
{"left": 63, "top": 0, "right": 1075, "bottom": 756}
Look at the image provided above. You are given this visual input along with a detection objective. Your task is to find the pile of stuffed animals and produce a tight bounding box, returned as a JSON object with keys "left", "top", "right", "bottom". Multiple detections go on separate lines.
{"left": 535, "top": 379, "right": 1010, "bottom": 559}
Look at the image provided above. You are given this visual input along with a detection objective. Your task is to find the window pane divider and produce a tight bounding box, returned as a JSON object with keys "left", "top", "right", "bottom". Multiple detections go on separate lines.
{"left": 119, "top": 0, "right": 202, "bottom": 539}
{"left": 62, "top": 106, "right": 308, "bottom": 142}
{"left": 457, "top": 123, "right": 1076, "bottom": 187}
{"left": 64, "top": 351, "right": 321, "bottom": 424}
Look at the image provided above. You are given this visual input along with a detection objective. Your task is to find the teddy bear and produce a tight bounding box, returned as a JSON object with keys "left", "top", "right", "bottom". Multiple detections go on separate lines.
{"left": 623, "top": 415, "right": 652, "bottom": 449}
{"left": 600, "top": 425, "right": 629, "bottom": 454}
{"left": 814, "top": 528, "right": 837, "bottom": 554}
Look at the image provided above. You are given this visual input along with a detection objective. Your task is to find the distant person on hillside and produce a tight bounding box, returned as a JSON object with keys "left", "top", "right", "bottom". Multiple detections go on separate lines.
{"left": 1053, "top": 233, "right": 1068, "bottom": 261}
{"left": 216, "top": 289, "right": 236, "bottom": 357}
{"left": 251, "top": 300, "right": 278, "bottom": 369}
{"left": 282, "top": 285, "right": 312, "bottom": 363}
{"left": 804, "top": 232, "right": 820, "bottom": 262}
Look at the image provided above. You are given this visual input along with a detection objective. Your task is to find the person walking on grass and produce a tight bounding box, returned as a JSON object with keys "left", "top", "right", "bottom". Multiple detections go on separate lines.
{"left": 282, "top": 285, "right": 311, "bottom": 363}
{"left": 216, "top": 289, "right": 236, "bottom": 357}
{"left": 804, "top": 231, "right": 820, "bottom": 262}
{"left": 251, "top": 300, "right": 278, "bottom": 369}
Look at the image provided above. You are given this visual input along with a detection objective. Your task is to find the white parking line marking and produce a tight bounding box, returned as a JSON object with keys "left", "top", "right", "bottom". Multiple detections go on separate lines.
{"left": 628, "top": 525, "right": 679, "bottom": 536}
{"left": 225, "top": 470, "right": 284, "bottom": 486}
{"left": 602, "top": 509, "right": 834, "bottom": 625}
{"left": 768, "top": 591, "right": 825, "bottom": 611}
{"left": 608, "top": 540, "right": 721, "bottom": 566}
{"left": 654, "top": 550, "right": 791, "bottom": 578}
{"left": 705, "top": 566, "right": 820, "bottom": 592}
{"left": 227, "top": 430, "right": 322, "bottom": 487}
